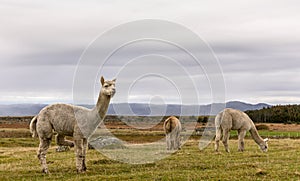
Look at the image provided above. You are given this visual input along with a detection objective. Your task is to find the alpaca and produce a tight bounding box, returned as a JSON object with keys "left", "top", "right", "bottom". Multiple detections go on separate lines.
{"left": 163, "top": 116, "right": 182, "bottom": 150}
{"left": 215, "top": 108, "right": 269, "bottom": 153}
{"left": 30, "top": 76, "right": 116, "bottom": 173}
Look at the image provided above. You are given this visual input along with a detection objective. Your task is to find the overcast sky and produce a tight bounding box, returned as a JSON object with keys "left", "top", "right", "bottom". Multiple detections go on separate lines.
{"left": 0, "top": 0, "right": 300, "bottom": 105}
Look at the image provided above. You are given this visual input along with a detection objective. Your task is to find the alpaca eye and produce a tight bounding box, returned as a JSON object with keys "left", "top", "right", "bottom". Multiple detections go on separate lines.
{"left": 104, "top": 85, "right": 109, "bottom": 88}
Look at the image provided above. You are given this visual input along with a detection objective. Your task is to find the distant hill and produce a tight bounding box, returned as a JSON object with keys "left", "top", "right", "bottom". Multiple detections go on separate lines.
{"left": 0, "top": 101, "right": 271, "bottom": 116}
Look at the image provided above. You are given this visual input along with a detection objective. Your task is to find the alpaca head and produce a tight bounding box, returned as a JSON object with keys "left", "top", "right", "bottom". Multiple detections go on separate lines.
{"left": 259, "top": 138, "right": 269, "bottom": 152}
{"left": 100, "top": 76, "right": 116, "bottom": 97}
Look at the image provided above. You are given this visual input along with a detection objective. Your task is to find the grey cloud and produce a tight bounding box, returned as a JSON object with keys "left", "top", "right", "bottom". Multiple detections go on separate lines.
{"left": 212, "top": 41, "right": 300, "bottom": 74}
{"left": 6, "top": 49, "right": 83, "bottom": 67}
{"left": 1, "top": 0, "right": 300, "bottom": 105}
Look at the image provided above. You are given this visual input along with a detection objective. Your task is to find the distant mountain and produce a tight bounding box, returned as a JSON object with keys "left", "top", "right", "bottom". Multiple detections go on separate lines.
{"left": 225, "top": 101, "right": 270, "bottom": 111}
{"left": 0, "top": 104, "right": 47, "bottom": 117}
{"left": 107, "top": 101, "right": 270, "bottom": 116}
{"left": 0, "top": 101, "right": 271, "bottom": 116}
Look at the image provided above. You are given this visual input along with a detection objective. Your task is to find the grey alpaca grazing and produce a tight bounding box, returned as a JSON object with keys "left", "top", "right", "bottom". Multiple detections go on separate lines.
{"left": 215, "top": 108, "right": 269, "bottom": 153}
{"left": 30, "top": 76, "right": 116, "bottom": 173}
{"left": 163, "top": 116, "right": 182, "bottom": 150}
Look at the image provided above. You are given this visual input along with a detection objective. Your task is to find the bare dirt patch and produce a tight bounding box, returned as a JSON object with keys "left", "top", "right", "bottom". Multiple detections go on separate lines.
{"left": 0, "top": 128, "right": 31, "bottom": 138}
{"left": 1, "top": 116, "right": 300, "bottom": 138}
{"left": 0, "top": 122, "right": 29, "bottom": 129}
{"left": 0, "top": 116, "right": 33, "bottom": 128}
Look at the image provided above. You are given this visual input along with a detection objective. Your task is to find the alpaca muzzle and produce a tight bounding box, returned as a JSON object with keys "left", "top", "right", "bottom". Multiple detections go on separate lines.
{"left": 110, "top": 89, "right": 116, "bottom": 97}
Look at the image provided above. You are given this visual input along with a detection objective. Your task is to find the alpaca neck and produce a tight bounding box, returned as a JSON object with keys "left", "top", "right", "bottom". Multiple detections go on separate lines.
{"left": 81, "top": 91, "right": 111, "bottom": 139}
{"left": 94, "top": 91, "right": 111, "bottom": 120}
{"left": 249, "top": 125, "right": 264, "bottom": 145}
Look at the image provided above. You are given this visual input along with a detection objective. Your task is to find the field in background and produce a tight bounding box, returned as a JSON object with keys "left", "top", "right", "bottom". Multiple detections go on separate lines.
{"left": 0, "top": 116, "right": 300, "bottom": 180}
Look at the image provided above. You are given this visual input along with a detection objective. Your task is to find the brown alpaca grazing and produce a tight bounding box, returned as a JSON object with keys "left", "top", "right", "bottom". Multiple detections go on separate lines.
{"left": 215, "top": 108, "right": 269, "bottom": 153}
{"left": 30, "top": 76, "right": 116, "bottom": 173}
{"left": 163, "top": 116, "right": 182, "bottom": 150}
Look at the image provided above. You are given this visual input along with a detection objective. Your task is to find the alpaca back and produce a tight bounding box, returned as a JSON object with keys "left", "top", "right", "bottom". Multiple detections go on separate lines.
{"left": 218, "top": 108, "right": 254, "bottom": 131}
{"left": 215, "top": 110, "right": 225, "bottom": 128}
{"left": 37, "top": 104, "right": 90, "bottom": 137}
{"left": 227, "top": 108, "right": 254, "bottom": 130}
{"left": 163, "top": 116, "right": 181, "bottom": 134}
{"left": 215, "top": 109, "right": 233, "bottom": 130}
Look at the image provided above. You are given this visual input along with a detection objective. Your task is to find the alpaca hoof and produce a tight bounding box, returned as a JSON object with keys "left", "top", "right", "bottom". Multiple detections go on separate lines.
{"left": 56, "top": 145, "right": 70, "bottom": 152}
{"left": 77, "top": 168, "right": 86, "bottom": 173}
{"left": 77, "top": 170, "right": 86, "bottom": 174}
{"left": 82, "top": 165, "right": 87, "bottom": 171}
{"left": 42, "top": 168, "right": 49, "bottom": 174}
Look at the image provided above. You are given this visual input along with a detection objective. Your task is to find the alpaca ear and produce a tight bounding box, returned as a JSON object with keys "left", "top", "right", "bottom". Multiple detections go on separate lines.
{"left": 100, "top": 76, "right": 105, "bottom": 85}
{"left": 264, "top": 138, "right": 269, "bottom": 142}
{"left": 112, "top": 78, "right": 116, "bottom": 82}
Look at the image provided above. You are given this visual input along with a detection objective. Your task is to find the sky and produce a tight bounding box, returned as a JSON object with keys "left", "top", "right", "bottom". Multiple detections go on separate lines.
{"left": 0, "top": 0, "right": 300, "bottom": 105}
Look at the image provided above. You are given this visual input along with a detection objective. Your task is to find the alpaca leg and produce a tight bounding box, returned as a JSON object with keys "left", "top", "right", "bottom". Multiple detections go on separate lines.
{"left": 56, "top": 134, "right": 74, "bottom": 147}
{"left": 166, "top": 134, "right": 171, "bottom": 150}
{"left": 215, "top": 127, "right": 222, "bottom": 152}
{"left": 82, "top": 138, "right": 88, "bottom": 171}
{"left": 222, "top": 129, "right": 230, "bottom": 153}
{"left": 74, "top": 139, "right": 85, "bottom": 173}
{"left": 176, "top": 132, "right": 181, "bottom": 150}
{"left": 170, "top": 134, "right": 175, "bottom": 150}
{"left": 171, "top": 139, "right": 174, "bottom": 150}
{"left": 172, "top": 132, "right": 178, "bottom": 150}
{"left": 238, "top": 130, "right": 246, "bottom": 152}
{"left": 37, "top": 138, "right": 51, "bottom": 173}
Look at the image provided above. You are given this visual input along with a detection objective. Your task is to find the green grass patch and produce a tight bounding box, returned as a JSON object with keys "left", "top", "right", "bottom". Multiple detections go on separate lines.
{"left": 0, "top": 138, "right": 300, "bottom": 180}
{"left": 229, "top": 130, "right": 300, "bottom": 139}
{"left": 0, "top": 128, "right": 300, "bottom": 180}
{"left": 0, "top": 138, "right": 39, "bottom": 147}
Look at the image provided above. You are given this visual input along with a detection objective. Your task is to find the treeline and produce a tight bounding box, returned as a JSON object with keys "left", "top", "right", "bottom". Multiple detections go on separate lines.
{"left": 245, "top": 105, "right": 300, "bottom": 123}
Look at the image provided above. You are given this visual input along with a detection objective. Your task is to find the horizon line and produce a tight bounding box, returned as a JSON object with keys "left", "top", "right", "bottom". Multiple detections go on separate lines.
{"left": 0, "top": 101, "right": 281, "bottom": 106}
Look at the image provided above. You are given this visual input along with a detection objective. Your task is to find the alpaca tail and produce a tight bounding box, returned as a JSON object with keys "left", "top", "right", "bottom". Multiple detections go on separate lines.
{"left": 214, "top": 111, "right": 223, "bottom": 128}
{"left": 29, "top": 116, "right": 38, "bottom": 138}
{"left": 164, "top": 117, "right": 173, "bottom": 134}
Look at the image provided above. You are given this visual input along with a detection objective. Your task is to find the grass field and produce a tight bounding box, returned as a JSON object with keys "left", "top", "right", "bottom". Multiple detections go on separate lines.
{"left": 0, "top": 128, "right": 300, "bottom": 180}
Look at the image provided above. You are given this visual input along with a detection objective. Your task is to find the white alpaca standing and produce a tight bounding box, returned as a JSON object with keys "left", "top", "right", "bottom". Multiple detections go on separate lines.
{"left": 215, "top": 108, "right": 269, "bottom": 153}
{"left": 30, "top": 76, "right": 116, "bottom": 173}
{"left": 163, "top": 116, "right": 182, "bottom": 150}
